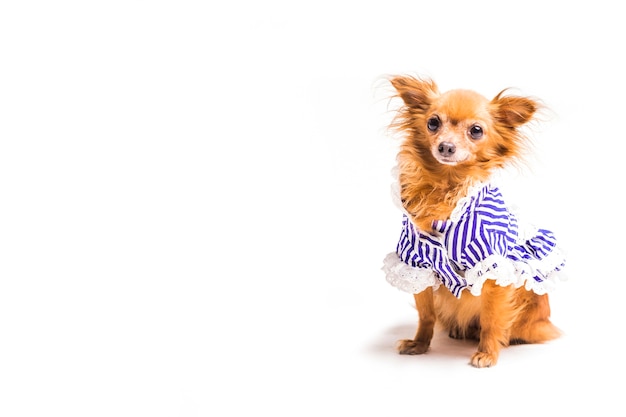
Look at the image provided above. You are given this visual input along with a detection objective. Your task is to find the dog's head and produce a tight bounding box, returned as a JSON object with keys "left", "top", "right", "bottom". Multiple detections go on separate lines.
{"left": 390, "top": 76, "right": 538, "bottom": 172}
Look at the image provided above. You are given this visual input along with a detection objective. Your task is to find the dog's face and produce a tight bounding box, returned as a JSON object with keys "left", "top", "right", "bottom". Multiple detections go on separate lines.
{"left": 390, "top": 76, "right": 538, "bottom": 171}
{"left": 423, "top": 89, "right": 492, "bottom": 166}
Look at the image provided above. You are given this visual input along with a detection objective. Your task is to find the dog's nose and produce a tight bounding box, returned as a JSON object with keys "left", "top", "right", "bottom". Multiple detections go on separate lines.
{"left": 438, "top": 142, "right": 456, "bottom": 156}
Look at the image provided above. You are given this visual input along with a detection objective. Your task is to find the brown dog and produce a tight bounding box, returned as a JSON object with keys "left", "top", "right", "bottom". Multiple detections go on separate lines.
{"left": 382, "top": 76, "right": 565, "bottom": 367}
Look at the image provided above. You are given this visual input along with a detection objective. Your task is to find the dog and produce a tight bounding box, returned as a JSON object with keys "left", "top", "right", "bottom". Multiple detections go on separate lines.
{"left": 382, "top": 76, "right": 566, "bottom": 367}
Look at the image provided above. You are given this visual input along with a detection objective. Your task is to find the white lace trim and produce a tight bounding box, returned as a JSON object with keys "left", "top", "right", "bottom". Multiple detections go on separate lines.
{"left": 382, "top": 252, "right": 441, "bottom": 294}
{"left": 382, "top": 251, "right": 566, "bottom": 297}
{"left": 389, "top": 166, "right": 408, "bottom": 215}
{"left": 463, "top": 250, "right": 567, "bottom": 296}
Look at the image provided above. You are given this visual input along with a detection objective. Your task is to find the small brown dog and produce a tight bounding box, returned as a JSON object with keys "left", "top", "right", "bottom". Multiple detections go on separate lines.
{"left": 382, "top": 76, "right": 566, "bottom": 367}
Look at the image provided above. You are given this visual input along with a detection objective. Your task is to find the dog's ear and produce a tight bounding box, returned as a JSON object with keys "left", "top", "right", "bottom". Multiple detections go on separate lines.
{"left": 490, "top": 90, "right": 537, "bottom": 127}
{"left": 390, "top": 76, "right": 438, "bottom": 111}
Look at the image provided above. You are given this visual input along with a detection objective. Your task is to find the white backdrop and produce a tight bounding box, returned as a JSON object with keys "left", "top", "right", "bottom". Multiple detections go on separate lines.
{"left": 1, "top": 1, "right": 624, "bottom": 416}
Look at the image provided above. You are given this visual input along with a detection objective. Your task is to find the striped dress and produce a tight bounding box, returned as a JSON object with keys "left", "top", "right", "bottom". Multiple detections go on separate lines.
{"left": 382, "top": 183, "right": 566, "bottom": 298}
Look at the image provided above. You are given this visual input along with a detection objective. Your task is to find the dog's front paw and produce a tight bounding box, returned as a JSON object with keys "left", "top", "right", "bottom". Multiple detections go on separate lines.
{"left": 470, "top": 351, "right": 498, "bottom": 368}
{"left": 396, "top": 339, "right": 430, "bottom": 355}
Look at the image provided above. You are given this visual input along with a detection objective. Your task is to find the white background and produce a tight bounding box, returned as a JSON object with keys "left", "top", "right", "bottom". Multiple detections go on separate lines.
{"left": 1, "top": 1, "right": 624, "bottom": 416}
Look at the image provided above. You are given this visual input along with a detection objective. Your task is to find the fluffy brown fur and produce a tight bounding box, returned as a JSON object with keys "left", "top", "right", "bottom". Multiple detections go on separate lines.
{"left": 388, "top": 75, "right": 560, "bottom": 368}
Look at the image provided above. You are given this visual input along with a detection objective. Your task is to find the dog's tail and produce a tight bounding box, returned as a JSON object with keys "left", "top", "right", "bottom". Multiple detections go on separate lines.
{"left": 510, "top": 293, "right": 562, "bottom": 344}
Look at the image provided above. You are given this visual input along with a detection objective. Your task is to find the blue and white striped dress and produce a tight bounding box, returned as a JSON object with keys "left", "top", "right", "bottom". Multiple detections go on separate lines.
{"left": 383, "top": 183, "right": 566, "bottom": 298}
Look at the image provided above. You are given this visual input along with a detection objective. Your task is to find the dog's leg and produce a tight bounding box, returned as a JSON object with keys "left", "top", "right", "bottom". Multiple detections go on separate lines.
{"left": 397, "top": 288, "right": 435, "bottom": 354}
{"left": 470, "top": 281, "right": 516, "bottom": 368}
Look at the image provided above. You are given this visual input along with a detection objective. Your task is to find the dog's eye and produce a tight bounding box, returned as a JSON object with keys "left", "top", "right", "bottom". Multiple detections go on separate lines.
{"left": 469, "top": 124, "right": 483, "bottom": 140}
{"left": 427, "top": 116, "right": 440, "bottom": 132}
